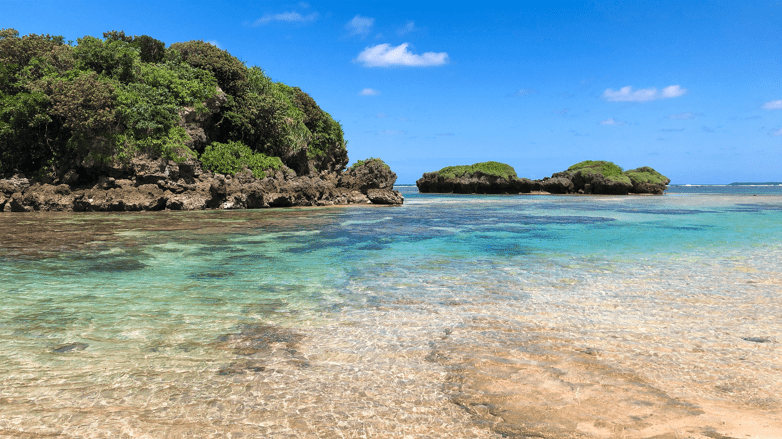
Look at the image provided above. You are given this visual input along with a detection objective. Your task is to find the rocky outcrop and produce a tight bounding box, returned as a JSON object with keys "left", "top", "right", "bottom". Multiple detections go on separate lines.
{"left": 417, "top": 160, "right": 670, "bottom": 195}
{"left": 416, "top": 172, "right": 538, "bottom": 194}
{"left": 0, "top": 156, "right": 403, "bottom": 213}
{"left": 626, "top": 167, "right": 671, "bottom": 195}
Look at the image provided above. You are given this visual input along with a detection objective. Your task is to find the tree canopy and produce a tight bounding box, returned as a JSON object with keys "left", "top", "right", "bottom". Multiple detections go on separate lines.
{"left": 0, "top": 29, "right": 346, "bottom": 179}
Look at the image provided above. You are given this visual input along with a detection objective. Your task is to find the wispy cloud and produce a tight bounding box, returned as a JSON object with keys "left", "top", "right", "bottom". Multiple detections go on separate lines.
{"left": 669, "top": 112, "right": 699, "bottom": 120}
{"left": 437, "top": 133, "right": 455, "bottom": 136}
{"left": 378, "top": 129, "right": 405, "bottom": 135}
{"left": 603, "top": 85, "right": 687, "bottom": 102}
{"left": 762, "top": 100, "right": 782, "bottom": 110}
{"left": 254, "top": 11, "right": 319, "bottom": 25}
{"left": 356, "top": 43, "right": 448, "bottom": 67}
{"left": 600, "top": 118, "right": 625, "bottom": 126}
{"left": 375, "top": 113, "right": 388, "bottom": 118}
{"left": 773, "top": 128, "right": 782, "bottom": 136}
{"left": 660, "top": 128, "right": 685, "bottom": 132}
{"left": 512, "top": 88, "right": 538, "bottom": 97}
{"left": 206, "top": 40, "right": 221, "bottom": 49}
{"left": 359, "top": 88, "right": 381, "bottom": 96}
{"left": 346, "top": 15, "right": 374, "bottom": 36}
{"left": 397, "top": 21, "right": 416, "bottom": 36}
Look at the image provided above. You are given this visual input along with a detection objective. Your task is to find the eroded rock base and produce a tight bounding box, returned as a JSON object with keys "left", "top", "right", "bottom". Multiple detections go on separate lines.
{"left": 0, "top": 157, "right": 403, "bottom": 212}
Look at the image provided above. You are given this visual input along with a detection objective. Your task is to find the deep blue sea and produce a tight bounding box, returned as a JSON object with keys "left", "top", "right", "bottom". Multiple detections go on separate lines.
{"left": 1, "top": 185, "right": 781, "bottom": 437}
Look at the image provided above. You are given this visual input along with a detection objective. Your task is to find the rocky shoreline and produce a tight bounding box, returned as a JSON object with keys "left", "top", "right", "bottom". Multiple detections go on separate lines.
{"left": 0, "top": 156, "right": 403, "bottom": 213}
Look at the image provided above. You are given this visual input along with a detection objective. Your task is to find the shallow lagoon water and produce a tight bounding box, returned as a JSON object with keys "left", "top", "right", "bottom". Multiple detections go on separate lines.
{"left": 1, "top": 186, "right": 781, "bottom": 438}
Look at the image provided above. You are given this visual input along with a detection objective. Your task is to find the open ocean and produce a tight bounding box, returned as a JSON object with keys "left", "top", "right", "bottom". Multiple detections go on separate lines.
{"left": 1, "top": 185, "right": 781, "bottom": 438}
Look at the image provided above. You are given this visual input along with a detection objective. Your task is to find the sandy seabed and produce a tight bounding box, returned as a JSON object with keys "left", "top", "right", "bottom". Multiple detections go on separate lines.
{"left": 3, "top": 271, "right": 780, "bottom": 439}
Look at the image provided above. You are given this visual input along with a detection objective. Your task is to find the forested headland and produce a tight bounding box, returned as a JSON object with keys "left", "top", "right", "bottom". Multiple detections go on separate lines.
{"left": 0, "top": 29, "right": 402, "bottom": 211}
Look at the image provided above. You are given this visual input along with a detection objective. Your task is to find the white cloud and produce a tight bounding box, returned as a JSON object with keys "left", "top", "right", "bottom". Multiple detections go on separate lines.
{"left": 600, "top": 118, "right": 625, "bottom": 126}
{"left": 359, "top": 88, "right": 381, "bottom": 96}
{"left": 254, "top": 11, "right": 318, "bottom": 25}
{"left": 669, "top": 112, "right": 699, "bottom": 120}
{"left": 378, "top": 130, "right": 405, "bottom": 135}
{"left": 661, "top": 85, "right": 687, "bottom": 98}
{"left": 206, "top": 40, "right": 221, "bottom": 49}
{"left": 356, "top": 43, "right": 448, "bottom": 67}
{"left": 602, "top": 85, "right": 687, "bottom": 102}
{"left": 397, "top": 21, "right": 416, "bottom": 36}
{"left": 346, "top": 15, "right": 374, "bottom": 36}
{"left": 762, "top": 100, "right": 782, "bottom": 110}
{"left": 773, "top": 128, "right": 782, "bottom": 136}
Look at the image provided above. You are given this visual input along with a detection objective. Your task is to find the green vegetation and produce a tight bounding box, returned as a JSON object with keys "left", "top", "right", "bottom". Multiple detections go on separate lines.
{"left": 0, "top": 28, "right": 346, "bottom": 178}
{"left": 349, "top": 157, "right": 391, "bottom": 171}
{"left": 625, "top": 166, "right": 669, "bottom": 185}
{"left": 200, "top": 140, "right": 282, "bottom": 179}
{"left": 436, "top": 161, "right": 517, "bottom": 180}
{"left": 566, "top": 160, "right": 631, "bottom": 185}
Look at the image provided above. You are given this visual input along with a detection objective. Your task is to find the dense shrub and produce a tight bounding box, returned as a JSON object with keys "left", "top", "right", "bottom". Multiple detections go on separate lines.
{"left": 0, "top": 29, "right": 74, "bottom": 93}
{"left": 437, "top": 161, "right": 517, "bottom": 180}
{"left": 200, "top": 140, "right": 282, "bottom": 178}
{"left": 0, "top": 90, "right": 63, "bottom": 174}
{"left": 290, "top": 86, "right": 345, "bottom": 159}
{"left": 625, "top": 166, "right": 670, "bottom": 185}
{"left": 32, "top": 70, "right": 117, "bottom": 138}
{"left": 220, "top": 81, "right": 309, "bottom": 160}
{"left": 167, "top": 40, "right": 246, "bottom": 96}
{"left": 103, "top": 31, "right": 166, "bottom": 64}
{"left": 73, "top": 36, "right": 139, "bottom": 83}
{"left": 350, "top": 157, "right": 390, "bottom": 171}
{"left": 566, "top": 160, "right": 631, "bottom": 184}
{"left": 0, "top": 28, "right": 347, "bottom": 178}
{"left": 112, "top": 61, "right": 218, "bottom": 162}
{"left": 136, "top": 61, "right": 218, "bottom": 108}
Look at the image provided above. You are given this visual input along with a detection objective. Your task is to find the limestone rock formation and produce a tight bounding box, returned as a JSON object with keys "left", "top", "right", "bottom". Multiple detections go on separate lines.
{"left": 416, "top": 161, "right": 536, "bottom": 194}
{"left": 416, "top": 160, "right": 670, "bottom": 195}
{"left": 0, "top": 156, "right": 403, "bottom": 213}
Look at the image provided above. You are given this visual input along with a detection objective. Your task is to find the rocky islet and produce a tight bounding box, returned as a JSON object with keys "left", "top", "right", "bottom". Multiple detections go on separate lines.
{"left": 416, "top": 160, "right": 671, "bottom": 195}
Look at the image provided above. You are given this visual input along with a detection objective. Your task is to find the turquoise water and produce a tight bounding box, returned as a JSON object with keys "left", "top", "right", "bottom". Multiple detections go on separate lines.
{"left": 1, "top": 187, "right": 781, "bottom": 437}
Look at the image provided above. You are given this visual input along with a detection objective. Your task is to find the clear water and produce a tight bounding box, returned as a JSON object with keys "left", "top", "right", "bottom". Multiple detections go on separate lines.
{"left": 1, "top": 186, "right": 781, "bottom": 437}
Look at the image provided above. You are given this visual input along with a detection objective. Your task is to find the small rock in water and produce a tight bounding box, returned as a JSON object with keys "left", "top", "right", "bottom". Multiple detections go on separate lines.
{"left": 742, "top": 336, "right": 771, "bottom": 343}
{"left": 217, "top": 360, "right": 266, "bottom": 376}
{"left": 52, "top": 342, "right": 88, "bottom": 353}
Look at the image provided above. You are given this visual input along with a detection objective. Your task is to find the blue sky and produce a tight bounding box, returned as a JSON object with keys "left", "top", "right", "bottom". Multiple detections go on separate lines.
{"left": 2, "top": 1, "right": 781, "bottom": 183}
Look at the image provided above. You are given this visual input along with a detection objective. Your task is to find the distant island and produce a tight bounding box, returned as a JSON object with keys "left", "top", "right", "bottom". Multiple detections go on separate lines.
{"left": 729, "top": 182, "right": 782, "bottom": 186}
{"left": 0, "top": 29, "right": 402, "bottom": 212}
{"left": 417, "top": 160, "right": 670, "bottom": 195}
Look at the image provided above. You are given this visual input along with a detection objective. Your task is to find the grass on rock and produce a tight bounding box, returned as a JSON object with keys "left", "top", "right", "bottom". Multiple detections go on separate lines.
{"left": 436, "top": 161, "right": 517, "bottom": 180}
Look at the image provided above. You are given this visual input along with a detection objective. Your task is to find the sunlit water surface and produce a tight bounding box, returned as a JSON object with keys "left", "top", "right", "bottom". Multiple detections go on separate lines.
{"left": 1, "top": 186, "right": 781, "bottom": 438}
